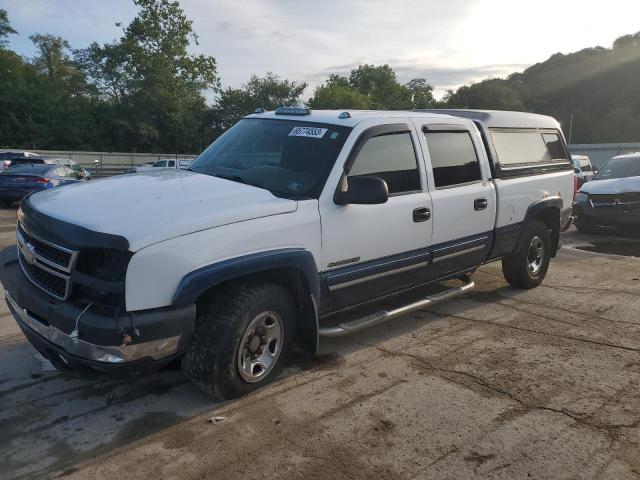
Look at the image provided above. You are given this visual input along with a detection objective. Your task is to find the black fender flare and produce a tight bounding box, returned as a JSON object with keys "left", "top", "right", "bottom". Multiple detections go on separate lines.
{"left": 171, "top": 248, "right": 321, "bottom": 354}
{"left": 515, "top": 196, "right": 563, "bottom": 256}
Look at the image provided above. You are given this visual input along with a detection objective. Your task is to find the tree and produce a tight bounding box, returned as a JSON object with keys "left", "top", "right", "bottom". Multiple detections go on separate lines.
{"left": 308, "top": 82, "right": 372, "bottom": 110}
{"left": 0, "top": 9, "right": 16, "bottom": 48}
{"left": 213, "top": 72, "right": 307, "bottom": 131}
{"left": 310, "top": 66, "right": 434, "bottom": 110}
{"left": 405, "top": 78, "right": 435, "bottom": 109}
{"left": 443, "top": 78, "right": 526, "bottom": 111}
{"left": 348, "top": 64, "right": 412, "bottom": 109}
{"left": 76, "top": 0, "right": 219, "bottom": 152}
{"left": 308, "top": 74, "right": 371, "bottom": 109}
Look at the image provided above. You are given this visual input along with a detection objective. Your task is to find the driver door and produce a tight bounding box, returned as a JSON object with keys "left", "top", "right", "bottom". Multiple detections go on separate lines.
{"left": 319, "top": 120, "right": 433, "bottom": 314}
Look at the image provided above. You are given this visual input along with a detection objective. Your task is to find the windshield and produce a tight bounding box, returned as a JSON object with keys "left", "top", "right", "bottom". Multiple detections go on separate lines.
{"left": 594, "top": 157, "right": 640, "bottom": 180}
{"left": 190, "top": 118, "right": 351, "bottom": 198}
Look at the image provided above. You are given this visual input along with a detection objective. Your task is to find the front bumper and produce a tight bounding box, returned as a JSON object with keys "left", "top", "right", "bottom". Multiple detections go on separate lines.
{"left": 1, "top": 246, "right": 195, "bottom": 375}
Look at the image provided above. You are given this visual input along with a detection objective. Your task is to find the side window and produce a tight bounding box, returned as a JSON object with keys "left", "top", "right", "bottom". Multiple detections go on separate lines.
{"left": 425, "top": 131, "right": 482, "bottom": 188}
{"left": 542, "top": 132, "right": 568, "bottom": 160}
{"left": 153, "top": 160, "right": 167, "bottom": 167}
{"left": 167, "top": 160, "right": 176, "bottom": 167}
{"left": 348, "top": 133, "right": 420, "bottom": 195}
{"left": 491, "top": 130, "right": 569, "bottom": 166}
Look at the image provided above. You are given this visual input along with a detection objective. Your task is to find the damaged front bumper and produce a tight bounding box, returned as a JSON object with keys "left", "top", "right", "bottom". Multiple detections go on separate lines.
{"left": 1, "top": 246, "right": 195, "bottom": 375}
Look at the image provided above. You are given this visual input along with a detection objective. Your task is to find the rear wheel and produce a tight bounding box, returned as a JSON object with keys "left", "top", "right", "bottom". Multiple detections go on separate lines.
{"left": 182, "top": 281, "right": 296, "bottom": 400}
{"left": 502, "top": 220, "right": 551, "bottom": 289}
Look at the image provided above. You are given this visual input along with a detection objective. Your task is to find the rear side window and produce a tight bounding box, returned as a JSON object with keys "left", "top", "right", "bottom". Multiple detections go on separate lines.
{"left": 491, "top": 130, "right": 568, "bottom": 166}
{"left": 542, "top": 133, "right": 568, "bottom": 160}
{"left": 425, "top": 131, "right": 482, "bottom": 188}
{"left": 348, "top": 133, "right": 421, "bottom": 195}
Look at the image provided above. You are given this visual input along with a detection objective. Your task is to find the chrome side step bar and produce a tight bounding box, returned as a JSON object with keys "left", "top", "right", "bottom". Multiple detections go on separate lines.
{"left": 318, "top": 277, "right": 475, "bottom": 338}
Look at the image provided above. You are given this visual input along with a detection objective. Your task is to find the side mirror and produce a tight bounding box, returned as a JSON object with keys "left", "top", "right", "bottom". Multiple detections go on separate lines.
{"left": 334, "top": 176, "right": 389, "bottom": 205}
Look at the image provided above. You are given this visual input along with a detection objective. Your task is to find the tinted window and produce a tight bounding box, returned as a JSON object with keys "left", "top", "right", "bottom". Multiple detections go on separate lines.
{"left": 425, "top": 131, "right": 482, "bottom": 188}
{"left": 191, "top": 118, "right": 351, "bottom": 198}
{"left": 542, "top": 133, "right": 568, "bottom": 160}
{"left": 594, "top": 157, "right": 640, "bottom": 180}
{"left": 348, "top": 133, "right": 420, "bottom": 195}
{"left": 8, "top": 158, "right": 45, "bottom": 167}
{"left": 167, "top": 160, "right": 176, "bottom": 167}
{"left": 0, "top": 152, "right": 21, "bottom": 161}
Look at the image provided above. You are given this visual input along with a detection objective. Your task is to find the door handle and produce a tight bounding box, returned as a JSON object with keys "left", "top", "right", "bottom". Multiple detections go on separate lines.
{"left": 413, "top": 207, "right": 431, "bottom": 222}
{"left": 474, "top": 198, "right": 488, "bottom": 211}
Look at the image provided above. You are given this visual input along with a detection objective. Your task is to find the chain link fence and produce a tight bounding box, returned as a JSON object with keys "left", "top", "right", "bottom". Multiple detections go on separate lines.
{"left": 23, "top": 150, "right": 198, "bottom": 178}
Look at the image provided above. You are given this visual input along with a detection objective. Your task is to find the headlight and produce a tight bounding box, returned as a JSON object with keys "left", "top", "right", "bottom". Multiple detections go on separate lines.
{"left": 76, "top": 249, "right": 132, "bottom": 281}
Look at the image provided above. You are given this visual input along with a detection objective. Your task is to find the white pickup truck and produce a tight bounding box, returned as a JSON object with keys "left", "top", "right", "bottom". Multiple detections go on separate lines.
{"left": 0, "top": 108, "right": 574, "bottom": 399}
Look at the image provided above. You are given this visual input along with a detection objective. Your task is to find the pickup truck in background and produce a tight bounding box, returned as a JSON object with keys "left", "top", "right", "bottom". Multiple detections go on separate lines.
{"left": 0, "top": 108, "right": 574, "bottom": 400}
{"left": 129, "top": 158, "right": 193, "bottom": 173}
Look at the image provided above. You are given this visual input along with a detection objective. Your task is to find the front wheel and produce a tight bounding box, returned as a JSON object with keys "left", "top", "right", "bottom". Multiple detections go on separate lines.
{"left": 502, "top": 220, "right": 551, "bottom": 289}
{"left": 182, "top": 281, "right": 296, "bottom": 400}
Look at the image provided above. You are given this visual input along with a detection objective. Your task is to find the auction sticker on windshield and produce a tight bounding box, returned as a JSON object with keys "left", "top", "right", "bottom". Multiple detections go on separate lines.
{"left": 289, "top": 127, "right": 328, "bottom": 138}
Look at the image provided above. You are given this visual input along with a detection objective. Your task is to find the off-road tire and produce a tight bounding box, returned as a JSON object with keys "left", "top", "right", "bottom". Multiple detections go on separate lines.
{"left": 182, "top": 281, "right": 296, "bottom": 400}
{"left": 502, "top": 220, "right": 551, "bottom": 289}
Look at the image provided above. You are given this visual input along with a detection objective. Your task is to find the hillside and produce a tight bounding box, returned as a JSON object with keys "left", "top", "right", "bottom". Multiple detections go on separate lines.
{"left": 444, "top": 32, "right": 640, "bottom": 143}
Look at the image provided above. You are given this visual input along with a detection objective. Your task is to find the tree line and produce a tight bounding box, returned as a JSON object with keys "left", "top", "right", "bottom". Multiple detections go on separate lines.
{"left": 1, "top": 1, "right": 639, "bottom": 154}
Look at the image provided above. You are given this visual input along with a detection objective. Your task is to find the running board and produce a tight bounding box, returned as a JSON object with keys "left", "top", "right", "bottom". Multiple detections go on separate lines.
{"left": 318, "top": 277, "right": 475, "bottom": 338}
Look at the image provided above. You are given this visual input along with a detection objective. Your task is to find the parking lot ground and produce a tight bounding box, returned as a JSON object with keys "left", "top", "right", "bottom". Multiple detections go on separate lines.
{"left": 0, "top": 206, "right": 639, "bottom": 480}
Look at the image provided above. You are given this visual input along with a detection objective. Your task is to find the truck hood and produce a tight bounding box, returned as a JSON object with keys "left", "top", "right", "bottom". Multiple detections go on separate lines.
{"left": 580, "top": 176, "right": 640, "bottom": 194}
{"left": 27, "top": 170, "right": 297, "bottom": 251}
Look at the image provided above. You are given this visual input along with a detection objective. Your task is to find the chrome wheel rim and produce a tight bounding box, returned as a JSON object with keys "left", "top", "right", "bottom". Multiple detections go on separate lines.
{"left": 237, "top": 311, "right": 283, "bottom": 383}
{"left": 527, "top": 236, "right": 544, "bottom": 276}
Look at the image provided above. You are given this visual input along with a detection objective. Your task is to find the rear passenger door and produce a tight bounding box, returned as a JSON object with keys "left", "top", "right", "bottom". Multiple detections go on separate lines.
{"left": 413, "top": 120, "right": 495, "bottom": 276}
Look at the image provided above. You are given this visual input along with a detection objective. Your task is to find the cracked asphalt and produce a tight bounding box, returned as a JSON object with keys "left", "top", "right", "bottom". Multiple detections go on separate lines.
{"left": 0, "top": 205, "right": 638, "bottom": 479}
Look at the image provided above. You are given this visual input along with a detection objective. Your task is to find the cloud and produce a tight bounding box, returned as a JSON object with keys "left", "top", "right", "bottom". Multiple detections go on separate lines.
{"left": 5, "top": 0, "right": 640, "bottom": 101}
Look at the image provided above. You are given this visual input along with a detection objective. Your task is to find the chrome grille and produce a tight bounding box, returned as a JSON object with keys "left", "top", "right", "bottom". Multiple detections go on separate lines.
{"left": 590, "top": 192, "right": 640, "bottom": 208}
{"left": 16, "top": 223, "right": 78, "bottom": 301}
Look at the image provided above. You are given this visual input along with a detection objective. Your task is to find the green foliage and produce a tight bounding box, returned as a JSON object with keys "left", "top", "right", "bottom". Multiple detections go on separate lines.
{"left": 309, "top": 65, "right": 434, "bottom": 110}
{"left": 442, "top": 78, "right": 526, "bottom": 111}
{"left": 442, "top": 31, "right": 640, "bottom": 143}
{"left": 0, "top": 9, "right": 17, "bottom": 48}
{"left": 1, "top": 0, "right": 639, "bottom": 153}
{"left": 213, "top": 73, "right": 307, "bottom": 132}
{"left": 405, "top": 78, "right": 435, "bottom": 109}
{"left": 75, "top": 0, "right": 219, "bottom": 152}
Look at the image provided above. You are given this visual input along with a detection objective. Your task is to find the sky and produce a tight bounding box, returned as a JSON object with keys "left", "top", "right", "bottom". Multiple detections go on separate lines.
{"left": 3, "top": 0, "right": 640, "bottom": 99}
